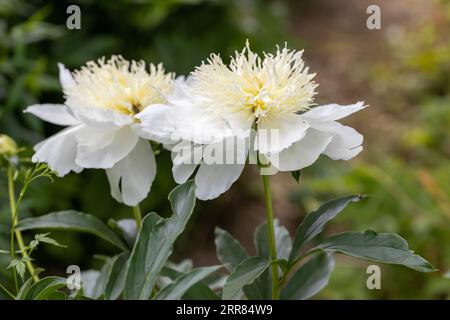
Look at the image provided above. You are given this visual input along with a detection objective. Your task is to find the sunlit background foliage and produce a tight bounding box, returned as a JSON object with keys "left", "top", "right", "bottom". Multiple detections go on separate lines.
{"left": 0, "top": 0, "right": 449, "bottom": 299}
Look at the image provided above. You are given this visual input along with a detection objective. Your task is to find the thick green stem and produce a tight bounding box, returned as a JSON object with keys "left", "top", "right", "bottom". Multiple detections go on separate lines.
{"left": 132, "top": 205, "right": 142, "bottom": 230}
{"left": 261, "top": 174, "right": 279, "bottom": 300}
{"left": 7, "top": 167, "right": 39, "bottom": 283}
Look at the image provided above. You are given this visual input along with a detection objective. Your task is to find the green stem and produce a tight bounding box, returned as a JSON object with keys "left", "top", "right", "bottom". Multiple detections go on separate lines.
{"left": 0, "top": 281, "right": 15, "bottom": 299}
{"left": 7, "top": 167, "right": 39, "bottom": 283}
{"left": 261, "top": 174, "right": 279, "bottom": 300}
{"left": 132, "top": 205, "right": 142, "bottom": 230}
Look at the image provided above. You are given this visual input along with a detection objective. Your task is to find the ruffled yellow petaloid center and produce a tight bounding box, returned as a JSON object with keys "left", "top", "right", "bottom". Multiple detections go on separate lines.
{"left": 191, "top": 42, "right": 317, "bottom": 120}
{"left": 65, "top": 55, "right": 174, "bottom": 116}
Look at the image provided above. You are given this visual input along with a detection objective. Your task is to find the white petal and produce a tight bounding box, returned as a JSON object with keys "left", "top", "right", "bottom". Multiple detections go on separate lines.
{"left": 224, "top": 110, "right": 254, "bottom": 139}
{"left": 135, "top": 104, "right": 177, "bottom": 143}
{"left": 255, "top": 114, "right": 309, "bottom": 154}
{"left": 195, "top": 162, "right": 245, "bottom": 200}
{"left": 76, "top": 126, "right": 139, "bottom": 169}
{"left": 67, "top": 103, "right": 134, "bottom": 129}
{"left": 32, "top": 126, "right": 84, "bottom": 176}
{"left": 106, "top": 139, "right": 156, "bottom": 206}
{"left": 311, "top": 121, "right": 364, "bottom": 160}
{"left": 194, "top": 136, "right": 249, "bottom": 200}
{"left": 106, "top": 161, "right": 124, "bottom": 203}
{"left": 171, "top": 142, "right": 203, "bottom": 184}
{"left": 58, "top": 63, "right": 76, "bottom": 90}
{"left": 302, "top": 101, "right": 366, "bottom": 122}
{"left": 269, "top": 129, "right": 333, "bottom": 171}
{"left": 25, "top": 104, "right": 80, "bottom": 126}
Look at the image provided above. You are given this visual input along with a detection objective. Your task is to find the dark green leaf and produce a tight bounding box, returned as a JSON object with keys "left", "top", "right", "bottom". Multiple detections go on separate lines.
{"left": 222, "top": 256, "right": 270, "bottom": 300}
{"left": 154, "top": 266, "right": 221, "bottom": 300}
{"left": 289, "top": 195, "right": 363, "bottom": 263}
{"left": 15, "top": 277, "right": 34, "bottom": 300}
{"left": 291, "top": 170, "right": 301, "bottom": 183}
{"left": 16, "top": 211, "right": 127, "bottom": 251}
{"left": 182, "top": 282, "right": 220, "bottom": 300}
{"left": 24, "top": 276, "right": 66, "bottom": 300}
{"left": 108, "top": 219, "right": 137, "bottom": 248}
{"left": 255, "top": 219, "right": 292, "bottom": 261}
{"left": 314, "top": 230, "right": 436, "bottom": 272}
{"left": 251, "top": 220, "right": 292, "bottom": 300}
{"left": 215, "top": 227, "right": 248, "bottom": 272}
{"left": 104, "top": 252, "right": 130, "bottom": 300}
{"left": 124, "top": 180, "right": 196, "bottom": 299}
{"left": 281, "top": 252, "right": 334, "bottom": 300}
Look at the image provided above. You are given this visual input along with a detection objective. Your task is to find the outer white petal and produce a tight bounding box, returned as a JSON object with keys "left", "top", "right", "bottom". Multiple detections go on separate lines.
{"left": 255, "top": 114, "right": 310, "bottom": 154}
{"left": 135, "top": 104, "right": 177, "bottom": 143}
{"left": 67, "top": 103, "right": 134, "bottom": 129}
{"left": 58, "top": 63, "right": 76, "bottom": 90}
{"left": 171, "top": 142, "right": 203, "bottom": 184}
{"left": 106, "top": 139, "right": 156, "bottom": 206}
{"left": 195, "top": 162, "right": 245, "bottom": 200}
{"left": 194, "top": 136, "right": 249, "bottom": 200}
{"left": 269, "top": 129, "right": 333, "bottom": 171}
{"left": 302, "top": 101, "right": 366, "bottom": 122}
{"left": 32, "top": 126, "right": 84, "bottom": 176}
{"left": 76, "top": 126, "right": 139, "bottom": 169}
{"left": 24, "top": 104, "right": 80, "bottom": 126}
{"left": 311, "top": 121, "right": 364, "bottom": 160}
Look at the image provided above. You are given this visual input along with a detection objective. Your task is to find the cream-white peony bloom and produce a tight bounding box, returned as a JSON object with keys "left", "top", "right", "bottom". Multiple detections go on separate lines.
{"left": 25, "top": 56, "right": 174, "bottom": 206}
{"left": 138, "top": 43, "right": 366, "bottom": 200}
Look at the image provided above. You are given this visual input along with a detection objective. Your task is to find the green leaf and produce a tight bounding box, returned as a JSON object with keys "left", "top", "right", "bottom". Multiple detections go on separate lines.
{"left": 251, "top": 220, "right": 292, "bottom": 300}
{"left": 7, "top": 259, "right": 25, "bottom": 279}
{"left": 289, "top": 195, "right": 363, "bottom": 263}
{"left": 16, "top": 211, "right": 127, "bottom": 251}
{"left": 291, "top": 170, "right": 301, "bottom": 183}
{"left": 24, "top": 276, "right": 66, "bottom": 300}
{"left": 215, "top": 227, "right": 248, "bottom": 272}
{"left": 15, "top": 277, "right": 34, "bottom": 300}
{"left": 104, "top": 252, "right": 129, "bottom": 300}
{"left": 34, "top": 233, "right": 67, "bottom": 248}
{"left": 314, "top": 230, "right": 436, "bottom": 272}
{"left": 124, "top": 180, "right": 196, "bottom": 300}
{"left": 222, "top": 256, "right": 270, "bottom": 300}
{"left": 108, "top": 218, "right": 137, "bottom": 248}
{"left": 92, "top": 259, "right": 114, "bottom": 299}
{"left": 255, "top": 219, "right": 292, "bottom": 261}
{"left": 155, "top": 266, "right": 221, "bottom": 300}
{"left": 281, "top": 252, "right": 335, "bottom": 300}
{"left": 182, "top": 283, "right": 220, "bottom": 300}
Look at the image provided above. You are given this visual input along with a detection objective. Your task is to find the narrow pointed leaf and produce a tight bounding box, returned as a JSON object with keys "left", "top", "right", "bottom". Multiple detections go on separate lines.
{"left": 154, "top": 266, "right": 221, "bottom": 300}
{"left": 215, "top": 227, "right": 248, "bottom": 272}
{"left": 104, "top": 252, "right": 130, "bottom": 300}
{"left": 24, "top": 276, "right": 66, "bottom": 300}
{"left": 124, "top": 180, "right": 196, "bottom": 299}
{"left": 314, "top": 230, "right": 436, "bottom": 272}
{"left": 281, "top": 252, "right": 334, "bottom": 300}
{"left": 289, "top": 195, "right": 363, "bottom": 263}
{"left": 222, "top": 256, "right": 270, "bottom": 300}
{"left": 16, "top": 211, "right": 127, "bottom": 251}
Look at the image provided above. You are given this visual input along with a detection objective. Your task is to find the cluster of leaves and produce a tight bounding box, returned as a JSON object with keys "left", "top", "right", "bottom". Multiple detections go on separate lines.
{"left": 215, "top": 195, "right": 435, "bottom": 300}
{"left": 3, "top": 185, "right": 434, "bottom": 300}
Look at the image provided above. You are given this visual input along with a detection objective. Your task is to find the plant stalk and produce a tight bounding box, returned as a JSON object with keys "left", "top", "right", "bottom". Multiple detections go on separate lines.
{"left": 132, "top": 205, "right": 143, "bottom": 230}
{"left": 261, "top": 174, "right": 279, "bottom": 300}
{"left": 7, "top": 167, "right": 39, "bottom": 283}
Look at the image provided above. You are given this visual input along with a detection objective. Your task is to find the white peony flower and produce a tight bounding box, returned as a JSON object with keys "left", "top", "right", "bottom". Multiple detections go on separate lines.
{"left": 138, "top": 43, "right": 367, "bottom": 200}
{"left": 25, "top": 56, "right": 174, "bottom": 206}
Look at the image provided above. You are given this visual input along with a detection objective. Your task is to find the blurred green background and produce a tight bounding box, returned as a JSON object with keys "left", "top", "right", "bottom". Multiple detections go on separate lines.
{"left": 0, "top": 0, "right": 449, "bottom": 299}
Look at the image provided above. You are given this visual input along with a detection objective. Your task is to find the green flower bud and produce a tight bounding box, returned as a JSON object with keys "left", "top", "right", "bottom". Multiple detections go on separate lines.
{"left": 0, "top": 134, "right": 19, "bottom": 157}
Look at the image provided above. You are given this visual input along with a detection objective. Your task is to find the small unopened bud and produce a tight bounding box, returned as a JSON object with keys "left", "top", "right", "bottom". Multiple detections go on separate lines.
{"left": 0, "top": 134, "right": 19, "bottom": 157}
